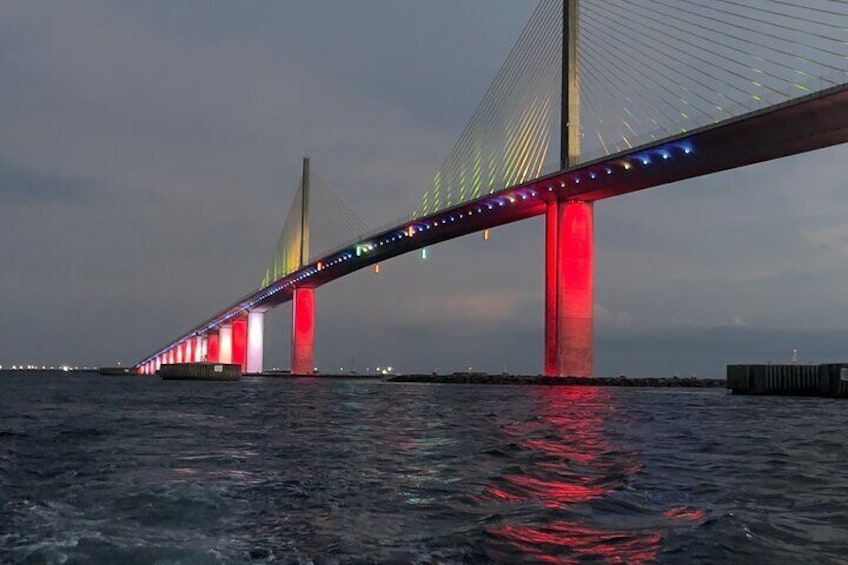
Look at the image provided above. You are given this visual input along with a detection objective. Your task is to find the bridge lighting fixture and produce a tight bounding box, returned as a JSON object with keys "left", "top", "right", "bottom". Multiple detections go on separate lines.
{"left": 421, "top": 248, "right": 428, "bottom": 260}
{"left": 589, "top": 172, "right": 597, "bottom": 179}
{"left": 623, "top": 162, "right": 632, "bottom": 170}
{"left": 483, "top": 229, "right": 490, "bottom": 241}
{"left": 374, "top": 264, "right": 381, "bottom": 274}
{"left": 407, "top": 226, "right": 415, "bottom": 237}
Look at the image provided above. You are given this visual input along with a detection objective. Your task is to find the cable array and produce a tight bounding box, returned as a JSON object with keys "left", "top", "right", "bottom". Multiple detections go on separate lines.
{"left": 578, "top": 0, "right": 848, "bottom": 159}
{"left": 260, "top": 172, "right": 370, "bottom": 289}
{"left": 412, "top": 0, "right": 563, "bottom": 218}
{"left": 411, "top": 0, "right": 846, "bottom": 217}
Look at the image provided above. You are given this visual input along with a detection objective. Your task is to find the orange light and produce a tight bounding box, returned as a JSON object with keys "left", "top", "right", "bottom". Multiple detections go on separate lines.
{"left": 483, "top": 229, "right": 490, "bottom": 241}
{"left": 374, "top": 264, "right": 381, "bottom": 274}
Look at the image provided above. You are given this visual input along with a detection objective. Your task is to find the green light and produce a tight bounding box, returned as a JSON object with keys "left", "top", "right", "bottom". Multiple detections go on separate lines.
{"left": 421, "top": 248, "right": 428, "bottom": 260}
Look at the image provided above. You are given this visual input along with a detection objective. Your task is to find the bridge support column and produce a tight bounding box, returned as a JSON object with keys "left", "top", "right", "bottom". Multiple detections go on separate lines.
{"left": 291, "top": 288, "right": 315, "bottom": 375}
{"left": 247, "top": 311, "right": 264, "bottom": 374}
{"left": 544, "top": 200, "right": 594, "bottom": 377}
{"left": 193, "top": 335, "right": 203, "bottom": 363}
{"left": 207, "top": 333, "right": 219, "bottom": 363}
{"left": 232, "top": 317, "right": 247, "bottom": 372}
{"left": 219, "top": 324, "right": 233, "bottom": 364}
{"left": 200, "top": 335, "right": 209, "bottom": 362}
{"left": 185, "top": 339, "right": 193, "bottom": 365}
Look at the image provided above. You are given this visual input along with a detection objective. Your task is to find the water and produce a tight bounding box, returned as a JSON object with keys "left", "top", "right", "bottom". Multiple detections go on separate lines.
{"left": 1, "top": 372, "right": 847, "bottom": 564}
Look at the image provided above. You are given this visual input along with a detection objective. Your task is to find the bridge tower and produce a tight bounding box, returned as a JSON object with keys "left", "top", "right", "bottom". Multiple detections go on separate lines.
{"left": 545, "top": 0, "right": 593, "bottom": 377}
{"left": 291, "top": 156, "right": 315, "bottom": 375}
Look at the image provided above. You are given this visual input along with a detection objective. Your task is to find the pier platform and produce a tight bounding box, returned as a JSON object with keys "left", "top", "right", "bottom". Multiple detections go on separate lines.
{"left": 727, "top": 364, "right": 848, "bottom": 397}
{"left": 160, "top": 363, "right": 241, "bottom": 381}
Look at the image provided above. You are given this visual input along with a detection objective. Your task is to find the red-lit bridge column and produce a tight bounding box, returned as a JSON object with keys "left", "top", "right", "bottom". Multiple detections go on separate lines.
{"left": 207, "top": 332, "right": 220, "bottom": 363}
{"left": 545, "top": 200, "right": 594, "bottom": 377}
{"left": 232, "top": 316, "right": 247, "bottom": 372}
{"left": 291, "top": 288, "right": 315, "bottom": 375}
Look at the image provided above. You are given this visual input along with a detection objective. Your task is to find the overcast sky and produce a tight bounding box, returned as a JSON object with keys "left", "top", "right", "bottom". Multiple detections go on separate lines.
{"left": 1, "top": 1, "right": 847, "bottom": 377}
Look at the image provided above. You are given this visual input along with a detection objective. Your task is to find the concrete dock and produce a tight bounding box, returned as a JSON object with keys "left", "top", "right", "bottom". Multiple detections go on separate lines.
{"left": 727, "top": 364, "right": 848, "bottom": 397}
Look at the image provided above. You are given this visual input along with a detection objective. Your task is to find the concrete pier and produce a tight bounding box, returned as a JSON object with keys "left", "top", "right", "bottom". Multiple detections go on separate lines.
{"left": 727, "top": 364, "right": 848, "bottom": 397}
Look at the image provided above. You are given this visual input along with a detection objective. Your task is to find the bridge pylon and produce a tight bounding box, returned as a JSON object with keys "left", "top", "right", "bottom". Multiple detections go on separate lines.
{"left": 291, "top": 156, "right": 315, "bottom": 375}
{"left": 545, "top": 0, "right": 594, "bottom": 377}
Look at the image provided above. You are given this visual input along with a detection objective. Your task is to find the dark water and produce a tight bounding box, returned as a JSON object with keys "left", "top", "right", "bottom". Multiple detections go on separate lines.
{"left": 1, "top": 373, "right": 847, "bottom": 564}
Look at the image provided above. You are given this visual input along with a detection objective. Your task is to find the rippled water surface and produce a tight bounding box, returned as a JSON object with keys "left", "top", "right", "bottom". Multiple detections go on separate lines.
{"left": 1, "top": 372, "right": 847, "bottom": 564}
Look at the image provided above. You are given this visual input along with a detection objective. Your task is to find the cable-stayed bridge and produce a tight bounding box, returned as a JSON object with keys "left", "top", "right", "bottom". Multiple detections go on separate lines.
{"left": 135, "top": 0, "right": 848, "bottom": 377}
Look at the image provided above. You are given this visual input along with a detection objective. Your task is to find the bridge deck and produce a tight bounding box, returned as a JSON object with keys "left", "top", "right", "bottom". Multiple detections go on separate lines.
{"left": 138, "top": 84, "right": 848, "bottom": 366}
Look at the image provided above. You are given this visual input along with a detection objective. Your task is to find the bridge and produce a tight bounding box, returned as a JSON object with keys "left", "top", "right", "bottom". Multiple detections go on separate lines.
{"left": 134, "top": 0, "right": 848, "bottom": 377}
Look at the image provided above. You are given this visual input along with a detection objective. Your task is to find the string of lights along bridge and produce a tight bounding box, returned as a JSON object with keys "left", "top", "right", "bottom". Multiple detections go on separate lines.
{"left": 135, "top": 0, "right": 848, "bottom": 377}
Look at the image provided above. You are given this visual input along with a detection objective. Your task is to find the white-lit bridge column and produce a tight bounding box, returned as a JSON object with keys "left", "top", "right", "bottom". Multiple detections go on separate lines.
{"left": 246, "top": 311, "right": 264, "bottom": 374}
{"left": 200, "top": 335, "right": 209, "bottom": 362}
{"left": 193, "top": 335, "right": 203, "bottom": 363}
{"left": 218, "top": 323, "right": 233, "bottom": 364}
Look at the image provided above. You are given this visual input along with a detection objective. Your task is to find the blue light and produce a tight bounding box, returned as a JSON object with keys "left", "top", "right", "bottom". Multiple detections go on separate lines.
{"left": 606, "top": 168, "right": 612, "bottom": 175}
{"left": 487, "top": 204, "right": 493, "bottom": 210}
{"left": 589, "top": 172, "right": 597, "bottom": 179}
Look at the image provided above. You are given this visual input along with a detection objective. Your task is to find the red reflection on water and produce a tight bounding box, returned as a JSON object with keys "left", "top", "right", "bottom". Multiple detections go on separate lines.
{"left": 664, "top": 506, "right": 707, "bottom": 522}
{"left": 482, "top": 386, "right": 661, "bottom": 562}
{"left": 479, "top": 387, "right": 640, "bottom": 508}
{"left": 500, "top": 475, "right": 605, "bottom": 507}
{"left": 492, "top": 522, "right": 661, "bottom": 564}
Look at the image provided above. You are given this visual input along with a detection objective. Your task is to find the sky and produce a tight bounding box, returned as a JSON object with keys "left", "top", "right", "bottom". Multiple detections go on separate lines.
{"left": 1, "top": 1, "right": 847, "bottom": 377}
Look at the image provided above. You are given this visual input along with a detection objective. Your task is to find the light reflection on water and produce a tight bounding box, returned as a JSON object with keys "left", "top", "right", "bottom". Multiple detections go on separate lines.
{"left": 482, "top": 387, "right": 662, "bottom": 563}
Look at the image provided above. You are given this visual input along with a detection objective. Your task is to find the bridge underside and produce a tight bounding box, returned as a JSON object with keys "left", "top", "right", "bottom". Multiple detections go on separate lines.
{"left": 138, "top": 85, "right": 848, "bottom": 375}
